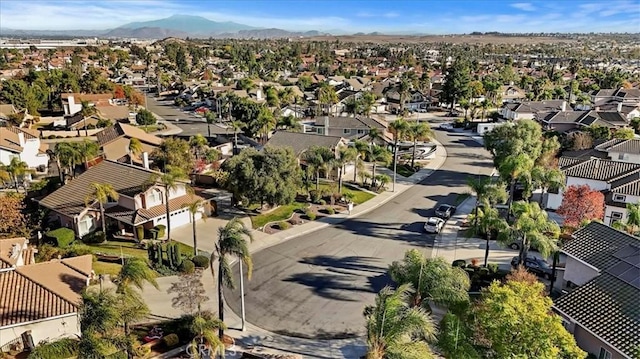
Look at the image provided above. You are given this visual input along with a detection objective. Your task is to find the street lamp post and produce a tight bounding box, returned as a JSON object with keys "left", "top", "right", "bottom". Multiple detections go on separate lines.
{"left": 392, "top": 143, "right": 398, "bottom": 192}
{"left": 239, "top": 260, "right": 246, "bottom": 331}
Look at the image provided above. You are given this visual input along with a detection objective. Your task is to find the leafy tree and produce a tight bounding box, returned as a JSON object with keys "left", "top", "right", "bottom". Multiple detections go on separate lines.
{"left": 0, "top": 192, "right": 28, "bottom": 238}
{"left": 85, "top": 182, "right": 119, "bottom": 232}
{"left": 224, "top": 147, "right": 301, "bottom": 207}
{"left": 467, "top": 201, "right": 509, "bottom": 266}
{"left": 212, "top": 217, "right": 253, "bottom": 339}
{"left": 364, "top": 284, "right": 436, "bottom": 359}
{"left": 147, "top": 166, "right": 191, "bottom": 241}
{"left": 508, "top": 201, "right": 560, "bottom": 264}
{"left": 136, "top": 109, "right": 157, "bottom": 126}
{"left": 557, "top": 185, "right": 605, "bottom": 228}
{"left": 437, "top": 311, "right": 480, "bottom": 359}
{"left": 78, "top": 290, "right": 123, "bottom": 358}
{"left": 389, "top": 250, "right": 470, "bottom": 310}
{"left": 473, "top": 269, "right": 586, "bottom": 359}
{"left": 407, "top": 122, "right": 434, "bottom": 168}
{"left": 614, "top": 127, "right": 635, "bottom": 139}
{"left": 484, "top": 119, "right": 543, "bottom": 169}
{"left": 612, "top": 201, "right": 640, "bottom": 235}
{"left": 531, "top": 166, "right": 565, "bottom": 207}
{"left": 151, "top": 137, "right": 194, "bottom": 173}
{"left": 441, "top": 57, "right": 471, "bottom": 110}
{"left": 168, "top": 269, "right": 210, "bottom": 315}
{"left": 586, "top": 124, "right": 611, "bottom": 140}
{"left": 276, "top": 114, "right": 302, "bottom": 132}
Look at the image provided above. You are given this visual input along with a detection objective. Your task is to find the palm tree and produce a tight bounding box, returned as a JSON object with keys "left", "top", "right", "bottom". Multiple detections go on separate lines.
{"left": 204, "top": 111, "right": 217, "bottom": 138}
{"left": 368, "top": 127, "right": 383, "bottom": 147}
{"left": 367, "top": 146, "right": 392, "bottom": 190}
{"left": 334, "top": 147, "right": 357, "bottom": 194}
{"left": 115, "top": 257, "right": 159, "bottom": 294}
{"left": 318, "top": 84, "right": 339, "bottom": 116}
{"left": 467, "top": 200, "right": 510, "bottom": 266}
{"left": 612, "top": 201, "right": 640, "bottom": 235}
{"left": 302, "top": 146, "right": 335, "bottom": 191}
{"left": 0, "top": 164, "right": 10, "bottom": 188}
{"left": 74, "top": 140, "right": 100, "bottom": 169}
{"left": 530, "top": 166, "right": 565, "bottom": 208}
{"left": 508, "top": 201, "right": 560, "bottom": 265}
{"left": 80, "top": 101, "right": 97, "bottom": 137}
{"left": 128, "top": 138, "right": 143, "bottom": 165}
{"left": 183, "top": 198, "right": 210, "bottom": 255}
{"left": 228, "top": 119, "right": 246, "bottom": 155}
{"left": 85, "top": 182, "right": 119, "bottom": 233}
{"left": 407, "top": 122, "right": 434, "bottom": 168}
{"left": 389, "top": 118, "right": 409, "bottom": 185}
{"left": 147, "top": 166, "right": 190, "bottom": 241}
{"left": 363, "top": 284, "right": 436, "bottom": 359}
{"left": 189, "top": 313, "right": 226, "bottom": 357}
{"left": 189, "top": 134, "right": 208, "bottom": 160}
{"left": 211, "top": 217, "right": 254, "bottom": 340}
{"left": 255, "top": 107, "right": 275, "bottom": 144}
{"left": 353, "top": 140, "right": 370, "bottom": 183}
{"left": 276, "top": 115, "right": 302, "bottom": 132}
{"left": 499, "top": 154, "right": 534, "bottom": 219}
{"left": 54, "top": 141, "right": 82, "bottom": 178}
{"left": 46, "top": 148, "right": 65, "bottom": 184}
{"left": 480, "top": 99, "right": 490, "bottom": 121}
{"left": 5, "top": 157, "right": 32, "bottom": 192}
{"left": 398, "top": 79, "right": 411, "bottom": 113}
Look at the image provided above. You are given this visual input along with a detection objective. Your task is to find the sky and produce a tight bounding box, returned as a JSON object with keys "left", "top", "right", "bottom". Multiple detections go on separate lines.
{"left": 0, "top": 0, "right": 639, "bottom": 34}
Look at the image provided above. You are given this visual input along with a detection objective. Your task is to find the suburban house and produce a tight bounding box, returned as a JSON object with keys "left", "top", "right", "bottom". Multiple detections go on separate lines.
{"left": 302, "top": 116, "right": 387, "bottom": 141}
{"left": 97, "top": 122, "right": 163, "bottom": 167}
{"left": 501, "top": 100, "right": 568, "bottom": 121}
{"left": 545, "top": 156, "right": 640, "bottom": 211}
{"left": 0, "top": 237, "right": 92, "bottom": 354}
{"left": 595, "top": 138, "right": 640, "bottom": 164}
{"left": 96, "top": 105, "right": 135, "bottom": 124}
{"left": 591, "top": 88, "right": 640, "bottom": 106}
{"left": 265, "top": 131, "right": 348, "bottom": 157}
{"left": 499, "top": 85, "right": 526, "bottom": 103}
{"left": 536, "top": 110, "right": 629, "bottom": 132}
{"left": 39, "top": 160, "right": 204, "bottom": 238}
{"left": 386, "top": 88, "right": 431, "bottom": 112}
{"left": 554, "top": 222, "right": 639, "bottom": 359}
{"left": 0, "top": 127, "right": 49, "bottom": 172}
{"left": 61, "top": 93, "right": 114, "bottom": 116}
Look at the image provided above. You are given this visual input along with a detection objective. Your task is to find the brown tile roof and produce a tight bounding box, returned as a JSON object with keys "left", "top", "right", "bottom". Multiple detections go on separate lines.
{"left": 17, "top": 258, "right": 90, "bottom": 304}
{"left": 61, "top": 255, "right": 93, "bottom": 277}
{"left": 105, "top": 194, "right": 203, "bottom": 225}
{"left": 562, "top": 157, "right": 640, "bottom": 182}
{"left": 39, "top": 160, "right": 158, "bottom": 216}
{"left": 265, "top": 131, "right": 346, "bottom": 156}
{"left": 101, "top": 137, "right": 158, "bottom": 164}
{"left": 0, "top": 127, "right": 23, "bottom": 152}
{"left": 0, "top": 270, "right": 77, "bottom": 327}
{"left": 96, "top": 105, "right": 130, "bottom": 121}
{"left": 0, "top": 238, "right": 35, "bottom": 268}
{"left": 97, "top": 122, "right": 163, "bottom": 147}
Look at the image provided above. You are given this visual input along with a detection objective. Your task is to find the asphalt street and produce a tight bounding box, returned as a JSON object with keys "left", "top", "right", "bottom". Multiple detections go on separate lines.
{"left": 225, "top": 122, "right": 495, "bottom": 339}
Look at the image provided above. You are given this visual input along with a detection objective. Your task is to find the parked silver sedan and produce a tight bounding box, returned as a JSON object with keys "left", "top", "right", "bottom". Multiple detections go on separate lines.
{"left": 424, "top": 217, "right": 446, "bottom": 233}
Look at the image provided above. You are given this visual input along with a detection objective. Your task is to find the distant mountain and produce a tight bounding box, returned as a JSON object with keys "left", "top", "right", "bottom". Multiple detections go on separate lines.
{"left": 104, "top": 27, "right": 190, "bottom": 39}
{"left": 118, "top": 14, "right": 256, "bottom": 35}
{"left": 215, "top": 28, "right": 330, "bottom": 39}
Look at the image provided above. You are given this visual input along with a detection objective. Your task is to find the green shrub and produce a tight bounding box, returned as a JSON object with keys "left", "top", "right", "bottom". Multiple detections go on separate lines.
{"left": 154, "top": 225, "right": 166, "bottom": 238}
{"left": 278, "top": 221, "right": 290, "bottom": 230}
{"left": 325, "top": 206, "right": 335, "bottom": 215}
{"left": 318, "top": 199, "right": 326, "bottom": 205}
{"left": 452, "top": 259, "right": 466, "bottom": 268}
{"left": 28, "top": 338, "right": 79, "bottom": 359}
{"left": 487, "top": 263, "right": 499, "bottom": 273}
{"left": 136, "top": 226, "right": 145, "bottom": 241}
{"left": 45, "top": 228, "right": 76, "bottom": 248}
{"left": 66, "top": 244, "right": 94, "bottom": 258}
{"left": 179, "top": 260, "right": 195, "bottom": 274}
{"left": 82, "top": 230, "right": 106, "bottom": 244}
{"left": 191, "top": 255, "right": 209, "bottom": 269}
{"left": 305, "top": 210, "right": 316, "bottom": 220}
{"left": 309, "top": 190, "right": 321, "bottom": 203}
{"left": 162, "top": 333, "right": 179, "bottom": 348}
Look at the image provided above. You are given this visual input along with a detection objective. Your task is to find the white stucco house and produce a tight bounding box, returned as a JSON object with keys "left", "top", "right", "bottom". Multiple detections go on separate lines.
{"left": 595, "top": 138, "right": 640, "bottom": 165}
{"left": 501, "top": 100, "right": 567, "bottom": 121}
{"left": 554, "top": 222, "right": 639, "bottom": 359}
{"left": 0, "top": 237, "right": 92, "bottom": 354}
{"left": 0, "top": 127, "right": 49, "bottom": 172}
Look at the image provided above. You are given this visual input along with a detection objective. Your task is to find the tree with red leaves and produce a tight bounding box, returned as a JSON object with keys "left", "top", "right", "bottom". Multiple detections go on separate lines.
{"left": 557, "top": 184, "right": 605, "bottom": 227}
{"left": 113, "top": 85, "right": 126, "bottom": 99}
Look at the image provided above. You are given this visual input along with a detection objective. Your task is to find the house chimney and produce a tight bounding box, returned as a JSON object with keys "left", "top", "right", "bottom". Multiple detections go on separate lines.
{"left": 142, "top": 152, "right": 149, "bottom": 169}
{"left": 324, "top": 116, "right": 329, "bottom": 136}
{"left": 561, "top": 101, "right": 567, "bottom": 112}
{"left": 17, "top": 132, "right": 25, "bottom": 147}
{"left": 617, "top": 102, "right": 623, "bottom": 112}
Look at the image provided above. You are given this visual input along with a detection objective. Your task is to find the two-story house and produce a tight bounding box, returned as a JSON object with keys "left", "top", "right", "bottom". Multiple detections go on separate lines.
{"left": 1, "top": 237, "right": 92, "bottom": 354}
{"left": 553, "top": 222, "right": 639, "bottom": 359}
{"left": 39, "top": 160, "right": 204, "bottom": 238}
{"left": 545, "top": 156, "right": 640, "bottom": 210}
{"left": 499, "top": 85, "right": 526, "bottom": 103}
{"left": 536, "top": 110, "right": 629, "bottom": 133}
{"left": 61, "top": 93, "right": 114, "bottom": 116}
{"left": 502, "top": 100, "right": 568, "bottom": 121}
{"left": 96, "top": 123, "right": 163, "bottom": 167}
{"left": 303, "top": 116, "right": 388, "bottom": 142}
{"left": 386, "top": 89, "right": 431, "bottom": 113}
{"left": 0, "top": 127, "right": 49, "bottom": 172}
{"left": 594, "top": 138, "right": 640, "bottom": 164}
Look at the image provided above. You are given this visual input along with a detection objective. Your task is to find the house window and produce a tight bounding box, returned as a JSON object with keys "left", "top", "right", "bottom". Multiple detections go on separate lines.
{"left": 357, "top": 129, "right": 365, "bottom": 134}
{"left": 613, "top": 194, "right": 626, "bottom": 202}
{"left": 316, "top": 128, "right": 324, "bottom": 135}
{"left": 149, "top": 189, "right": 163, "bottom": 206}
{"left": 343, "top": 129, "right": 351, "bottom": 134}
{"left": 617, "top": 153, "right": 629, "bottom": 161}
{"left": 598, "top": 348, "right": 612, "bottom": 359}
{"left": 78, "top": 215, "right": 94, "bottom": 234}
{"left": 611, "top": 212, "right": 623, "bottom": 220}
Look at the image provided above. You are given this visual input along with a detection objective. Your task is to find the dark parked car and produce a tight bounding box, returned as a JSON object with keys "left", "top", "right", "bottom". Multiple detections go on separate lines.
{"left": 508, "top": 239, "right": 539, "bottom": 252}
{"left": 435, "top": 204, "right": 457, "bottom": 219}
{"left": 511, "top": 255, "right": 554, "bottom": 279}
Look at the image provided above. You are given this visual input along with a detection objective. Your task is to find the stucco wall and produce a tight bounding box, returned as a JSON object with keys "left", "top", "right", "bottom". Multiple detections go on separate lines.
{"left": 607, "top": 151, "right": 640, "bottom": 164}
{"left": 0, "top": 314, "right": 80, "bottom": 350}
{"left": 563, "top": 257, "right": 599, "bottom": 286}
{"left": 573, "top": 325, "right": 628, "bottom": 359}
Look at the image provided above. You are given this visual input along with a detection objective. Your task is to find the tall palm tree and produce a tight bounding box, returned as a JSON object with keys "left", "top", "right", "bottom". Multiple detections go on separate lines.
{"left": 255, "top": 107, "right": 275, "bottom": 144}
{"left": 80, "top": 101, "right": 97, "bottom": 137}
{"left": 508, "top": 201, "right": 560, "bottom": 265}
{"left": 368, "top": 127, "right": 383, "bottom": 147}
{"left": 398, "top": 79, "right": 411, "bottom": 113}
{"left": 183, "top": 198, "right": 210, "bottom": 255}
{"left": 228, "top": 119, "right": 246, "bottom": 155}
{"left": 85, "top": 182, "right": 119, "bottom": 233}
{"left": 480, "top": 99, "right": 490, "bottom": 121}
{"left": 407, "top": 122, "right": 434, "bottom": 168}
{"left": 318, "top": 83, "right": 339, "bottom": 116}
{"left": 128, "top": 138, "right": 143, "bottom": 165}
{"left": 189, "top": 134, "right": 208, "bottom": 160}
{"left": 467, "top": 200, "right": 510, "bottom": 266}
{"left": 334, "top": 147, "right": 357, "bottom": 194}
{"left": 367, "top": 146, "right": 392, "bottom": 189}
{"left": 389, "top": 118, "right": 409, "bottom": 184}
{"left": 301, "top": 146, "right": 335, "bottom": 191}
{"left": 55, "top": 141, "right": 82, "bottom": 178}
{"left": 147, "top": 166, "right": 190, "bottom": 241}
{"left": 211, "top": 217, "right": 254, "bottom": 340}
{"left": 530, "top": 166, "right": 565, "bottom": 208}
{"left": 499, "top": 154, "right": 534, "bottom": 219}
{"left": 5, "top": 157, "right": 32, "bottom": 192}
{"left": 46, "top": 148, "right": 65, "bottom": 184}
{"left": 353, "top": 140, "right": 370, "bottom": 183}
{"left": 115, "top": 257, "right": 159, "bottom": 294}
{"left": 363, "top": 284, "right": 436, "bottom": 359}
{"left": 74, "top": 139, "right": 100, "bottom": 169}
{"left": 612, "top": 201, "right": 640, "bottom": 235}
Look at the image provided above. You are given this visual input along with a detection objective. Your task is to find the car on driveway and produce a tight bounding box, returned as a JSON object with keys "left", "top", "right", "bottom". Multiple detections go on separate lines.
{"left": 435, "top": 204, "right": 457, "bottom": 219}
{"left": 424, "top": 217, "right": 446, "bottom": 233}
{"left": 438, "top": 122, "right": 454, "bottom": 130}
{"left": 511, "top": 255, "right": 554, "bottom": 279}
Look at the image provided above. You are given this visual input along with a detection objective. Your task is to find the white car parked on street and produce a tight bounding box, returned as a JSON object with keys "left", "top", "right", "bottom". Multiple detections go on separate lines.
{"left": 424, "top": 217, "right": 446, "bottom": 233}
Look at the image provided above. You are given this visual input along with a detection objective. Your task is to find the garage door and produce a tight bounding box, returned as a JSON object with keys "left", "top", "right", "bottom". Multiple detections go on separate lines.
{"left": 155, "top": 208, "right": 201, "bottom": 228}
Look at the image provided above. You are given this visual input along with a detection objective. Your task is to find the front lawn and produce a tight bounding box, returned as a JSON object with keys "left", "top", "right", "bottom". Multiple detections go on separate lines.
{"left": 315, "top": 183, "right": 375, "bottom": 205}
{"left": 251, "top": 202, "right": 307, "bottom": 229}
{"left": 137, "top": 124, "right": 166, "bottom": 133}
{"left": 86, "top": 240, "right": 193, "bottom": 275}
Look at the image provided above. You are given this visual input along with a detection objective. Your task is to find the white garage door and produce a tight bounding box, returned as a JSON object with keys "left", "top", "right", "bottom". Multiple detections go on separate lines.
{"left": 155, "top": 208, "right": 202, "bottom": 228}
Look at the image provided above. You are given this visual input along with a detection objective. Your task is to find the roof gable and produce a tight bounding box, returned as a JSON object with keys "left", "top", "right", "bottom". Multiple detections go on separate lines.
{"left": 563, "top": 221, "right": 639, "bottom": 270}
{"left": 562, "top": 157, "right": 640, "bottom": 182}
{"left": 265, "top": 131, "right": 345, "bottom": 156}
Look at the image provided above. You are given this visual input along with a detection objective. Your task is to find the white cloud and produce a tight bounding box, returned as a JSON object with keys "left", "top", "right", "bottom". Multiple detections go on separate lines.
{"left": 510, "top": 3, "right": 536, "bottom": 11}
{"left": 383, "top": 12, "right": 400, "bottom": 18}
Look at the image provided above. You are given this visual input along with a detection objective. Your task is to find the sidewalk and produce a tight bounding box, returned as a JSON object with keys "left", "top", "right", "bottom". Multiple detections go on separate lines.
{"left": 160, "top": 141, "right": 448, "bottom": 358}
